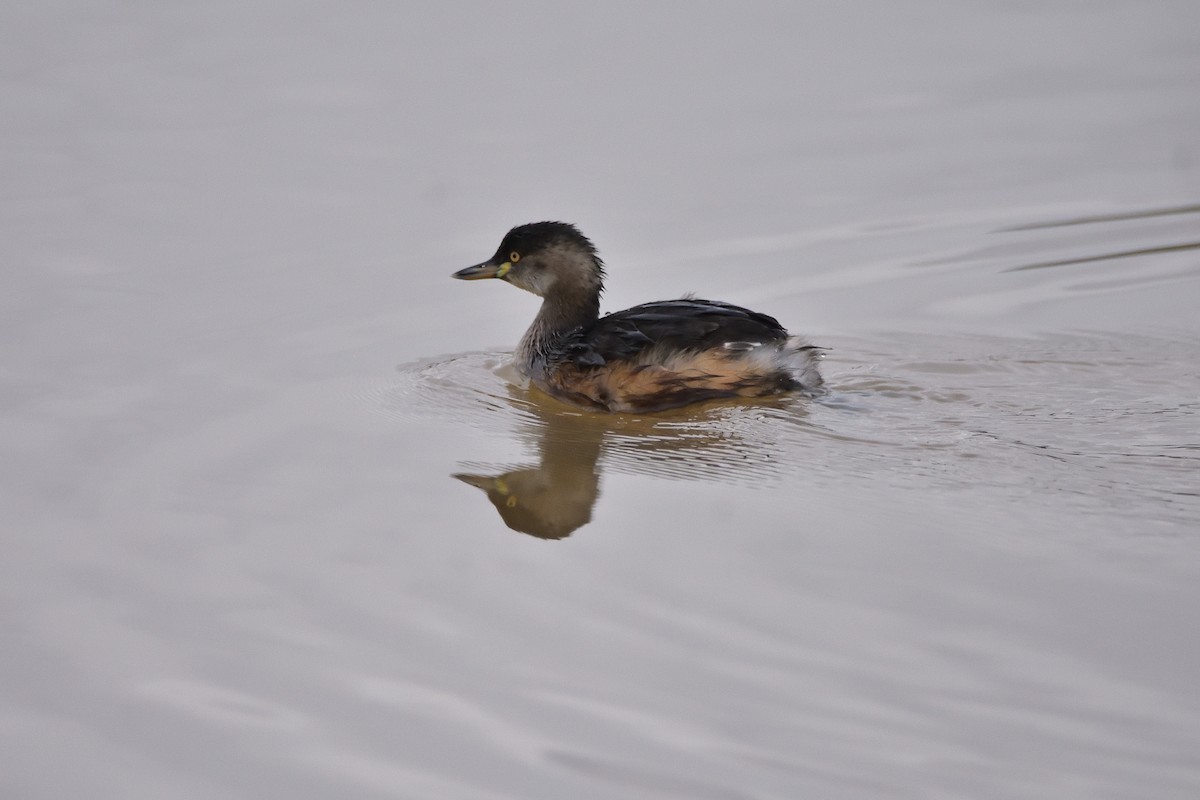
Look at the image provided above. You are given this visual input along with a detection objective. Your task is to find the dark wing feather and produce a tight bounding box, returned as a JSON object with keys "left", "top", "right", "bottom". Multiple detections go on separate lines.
{"left": 562, "top": 298, "right": 788, "bottom": 367}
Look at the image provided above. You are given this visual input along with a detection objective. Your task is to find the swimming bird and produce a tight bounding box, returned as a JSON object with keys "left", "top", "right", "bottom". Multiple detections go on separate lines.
{"left": 452, "top": 221, "right": 824, "bottom": 412}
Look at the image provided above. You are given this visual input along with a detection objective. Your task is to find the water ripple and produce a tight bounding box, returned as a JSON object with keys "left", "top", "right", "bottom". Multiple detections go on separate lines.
{"left": 370, "top": 330, "right": 1200, "bottom": 537}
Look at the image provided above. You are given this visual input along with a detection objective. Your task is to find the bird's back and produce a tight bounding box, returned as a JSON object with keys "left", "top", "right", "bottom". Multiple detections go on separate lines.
{"left": 564, "top": 298, "right": 787, "bottom": 363}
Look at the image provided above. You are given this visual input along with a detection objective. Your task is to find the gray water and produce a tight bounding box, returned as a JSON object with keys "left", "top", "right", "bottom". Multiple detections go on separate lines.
{"left": 3, "top": 3, "right": 1200, "bottom": 799}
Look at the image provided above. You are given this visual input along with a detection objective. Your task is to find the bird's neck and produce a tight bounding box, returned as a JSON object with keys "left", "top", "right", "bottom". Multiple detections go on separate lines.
{"left": 516, "top": 289, "right": 600, "bottom": 376}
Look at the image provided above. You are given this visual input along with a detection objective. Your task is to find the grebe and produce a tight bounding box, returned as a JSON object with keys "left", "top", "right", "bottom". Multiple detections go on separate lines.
{"left": 453, "top": 221, "right": 824, "bottom": 412}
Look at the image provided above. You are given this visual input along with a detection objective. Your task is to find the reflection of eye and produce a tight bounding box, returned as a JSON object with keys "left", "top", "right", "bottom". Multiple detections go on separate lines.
{"left": 509, "top": 251, "right": 521, "bottom": 263}
{"left": 506, "top": 496, "right": 518, "bottom": 508}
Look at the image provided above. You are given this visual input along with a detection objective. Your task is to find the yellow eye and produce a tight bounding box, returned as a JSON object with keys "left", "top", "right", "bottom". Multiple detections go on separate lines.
{"left": 509, "top": 251, "right": 521, "bottom": 263}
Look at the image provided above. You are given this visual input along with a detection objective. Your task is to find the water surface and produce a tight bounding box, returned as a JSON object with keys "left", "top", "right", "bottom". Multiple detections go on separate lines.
{"left": 3, "top": 2, "right": 1199, "bottom": 799}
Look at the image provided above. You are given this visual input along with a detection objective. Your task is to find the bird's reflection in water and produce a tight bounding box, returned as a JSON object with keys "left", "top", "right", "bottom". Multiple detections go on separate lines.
{"left": 454, "top": 408, "right": 604, "bottom": 540}
{"left": 454, "top": 388, "right": 812, "bottom": 539}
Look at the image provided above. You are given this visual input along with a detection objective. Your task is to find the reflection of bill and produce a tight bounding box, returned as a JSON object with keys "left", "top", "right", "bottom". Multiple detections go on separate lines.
{"left": 453, "top": 411, "right": 604, "bottom": 540}
{"left": 452, "top": 391, "right": 814, "bottom": 540}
